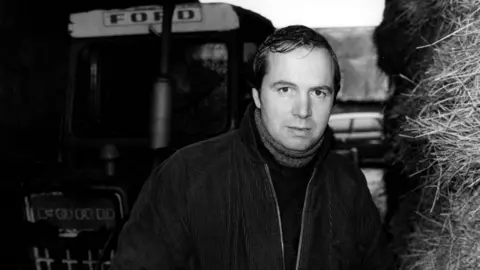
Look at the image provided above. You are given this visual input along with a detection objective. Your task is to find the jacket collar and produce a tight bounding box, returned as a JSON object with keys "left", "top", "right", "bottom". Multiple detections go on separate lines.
{"left": 238, "top": 102, "right": 334, "bottom": 167}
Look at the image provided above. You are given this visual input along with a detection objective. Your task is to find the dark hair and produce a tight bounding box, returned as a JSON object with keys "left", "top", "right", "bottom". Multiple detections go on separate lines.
{"left": 250, "top": 25, "right": 341, "bottom": 97}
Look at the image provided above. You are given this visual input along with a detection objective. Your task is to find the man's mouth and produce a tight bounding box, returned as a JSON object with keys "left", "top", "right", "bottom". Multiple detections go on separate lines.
{"left": 287, "top": 127, "right": 312, "bottom": 136}
{"left": 288, "top": 126, "right": 310, "bottom": 131}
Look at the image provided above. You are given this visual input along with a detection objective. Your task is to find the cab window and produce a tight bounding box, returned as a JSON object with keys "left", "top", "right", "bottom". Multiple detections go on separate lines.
{"left": 72, "top": 38, "right": 229, "bottom": 139}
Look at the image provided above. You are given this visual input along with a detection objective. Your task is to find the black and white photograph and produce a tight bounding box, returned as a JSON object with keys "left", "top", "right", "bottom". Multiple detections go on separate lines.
{"left": 3, "top": 0, "right": 479, "bottom": 269}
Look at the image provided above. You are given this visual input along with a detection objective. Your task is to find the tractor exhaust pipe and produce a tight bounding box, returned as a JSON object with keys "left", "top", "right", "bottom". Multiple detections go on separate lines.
{"left": 150, "top": 3, "right": 175, "bottom": 164}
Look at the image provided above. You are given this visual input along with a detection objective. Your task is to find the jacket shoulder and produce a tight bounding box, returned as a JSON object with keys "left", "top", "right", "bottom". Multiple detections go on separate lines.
{"left": 175, "top": 130, "right": 239, "bottom": 175}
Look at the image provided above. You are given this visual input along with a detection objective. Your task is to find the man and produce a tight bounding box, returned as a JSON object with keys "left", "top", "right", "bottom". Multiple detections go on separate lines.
{"left": 112, "top": 25, "right": 395, "bottom": 270}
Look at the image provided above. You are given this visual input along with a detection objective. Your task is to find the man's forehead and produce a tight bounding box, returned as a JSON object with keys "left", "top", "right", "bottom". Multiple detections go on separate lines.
{"left": 264, "top": 47, "right": 334, "bottom": 81}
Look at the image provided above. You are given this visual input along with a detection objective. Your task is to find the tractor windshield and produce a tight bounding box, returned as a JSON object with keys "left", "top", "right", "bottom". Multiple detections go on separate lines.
{"left": 71, "top": 37, "right": 229, "bottom": 139}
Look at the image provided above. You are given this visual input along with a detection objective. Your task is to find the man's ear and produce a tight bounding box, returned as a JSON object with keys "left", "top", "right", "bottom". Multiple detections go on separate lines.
{"left": 252, "top": 88, "right": 261, "bottom": 109}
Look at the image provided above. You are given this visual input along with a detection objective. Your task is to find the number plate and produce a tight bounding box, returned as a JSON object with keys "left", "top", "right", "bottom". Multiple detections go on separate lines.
{"left": 24, "top": 188, "right": 125, "bottom": 236}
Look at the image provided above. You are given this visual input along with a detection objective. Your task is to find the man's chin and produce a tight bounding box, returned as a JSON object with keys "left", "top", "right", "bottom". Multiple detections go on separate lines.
{"left": 281, "top": 140, "right": 313, "bottom": 152}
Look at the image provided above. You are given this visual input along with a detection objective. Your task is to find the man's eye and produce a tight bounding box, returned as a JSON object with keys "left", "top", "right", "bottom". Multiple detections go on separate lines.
{"left": 313, "top": 89, "right": 327, "bottom": 97}
{"left": 278, "top": 87, "right": 291, "bottom": 93}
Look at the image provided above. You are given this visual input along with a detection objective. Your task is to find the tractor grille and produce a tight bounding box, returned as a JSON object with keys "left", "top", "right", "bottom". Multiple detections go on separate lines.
{"left": 31, "top": 246, "right": 115, "bottom": 270}
{"left": 23, "top": 187, "right": 127, "bottom": 270}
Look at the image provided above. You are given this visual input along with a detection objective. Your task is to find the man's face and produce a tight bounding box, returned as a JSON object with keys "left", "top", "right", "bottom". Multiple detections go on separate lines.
{"left": 252, "top": 47, "right": 335, "bottom": 151}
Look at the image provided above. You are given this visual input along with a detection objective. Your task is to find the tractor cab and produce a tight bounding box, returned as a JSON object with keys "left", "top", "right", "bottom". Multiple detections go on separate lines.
{"left": 21, "top": 3, "right": 274, "bottom": 269}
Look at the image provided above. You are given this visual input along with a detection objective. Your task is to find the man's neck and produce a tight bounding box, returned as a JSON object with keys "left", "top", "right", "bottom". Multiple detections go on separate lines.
{"left": 254, "top": 108, "right": 323, "bottom": 168}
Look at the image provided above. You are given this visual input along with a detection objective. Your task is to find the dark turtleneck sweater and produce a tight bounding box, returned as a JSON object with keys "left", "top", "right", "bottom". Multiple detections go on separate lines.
{"left": 253, "top": 109, "right": 322, "bottom": 270}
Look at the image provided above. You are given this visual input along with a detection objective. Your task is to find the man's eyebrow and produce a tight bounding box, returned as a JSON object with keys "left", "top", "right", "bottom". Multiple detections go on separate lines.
{"left": 270, "top": 80, "right": 298, "bottom": 88}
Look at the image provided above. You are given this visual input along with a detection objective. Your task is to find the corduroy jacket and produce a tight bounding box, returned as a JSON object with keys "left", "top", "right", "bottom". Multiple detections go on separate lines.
{"left": 112, "top": 105, "right": 396, "bottom": 270}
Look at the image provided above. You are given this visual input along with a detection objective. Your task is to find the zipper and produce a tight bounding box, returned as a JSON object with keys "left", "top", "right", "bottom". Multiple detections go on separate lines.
{"left": 295, "top": 169, "right": 316, "bottom": 270}
{"left": 264, "top": 164, "right": 285, "bottom": 270}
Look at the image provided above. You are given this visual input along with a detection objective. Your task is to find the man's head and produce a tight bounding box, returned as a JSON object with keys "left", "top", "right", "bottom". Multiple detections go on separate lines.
{"left": 250, "top": 25, "right": 341, "bottom": 151}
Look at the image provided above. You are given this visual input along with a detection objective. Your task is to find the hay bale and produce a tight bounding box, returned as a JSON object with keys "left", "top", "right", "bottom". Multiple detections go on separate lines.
{"left": 373, "top": 0, "right": 448, "bottom": 261}
{"left": 403, "top": 190, "right": 480, "bottom": 269}
{"left": 374, "top": 0, "right": 446, "bottom": 80}
{"left": 391, "top": 0, "right": 480, "bottom": 268}
{"left": 402, "top": 0, "right": 480, "bottom": 193}
{"left": 374, "top": 0, "right": 447, "bottom": 171}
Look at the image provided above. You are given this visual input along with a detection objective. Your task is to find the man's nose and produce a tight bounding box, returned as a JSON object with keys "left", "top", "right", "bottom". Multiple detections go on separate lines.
{"left": 293, "top": 93, "right": 312, "bottom": 119}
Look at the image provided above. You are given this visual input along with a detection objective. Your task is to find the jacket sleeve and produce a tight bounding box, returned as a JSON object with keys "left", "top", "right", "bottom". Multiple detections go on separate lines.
{"left": 111, "top": 152, "right": 193, "bottom": 270}
{"left": 355, "top": 169, "right": 397, "bottom": 270}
